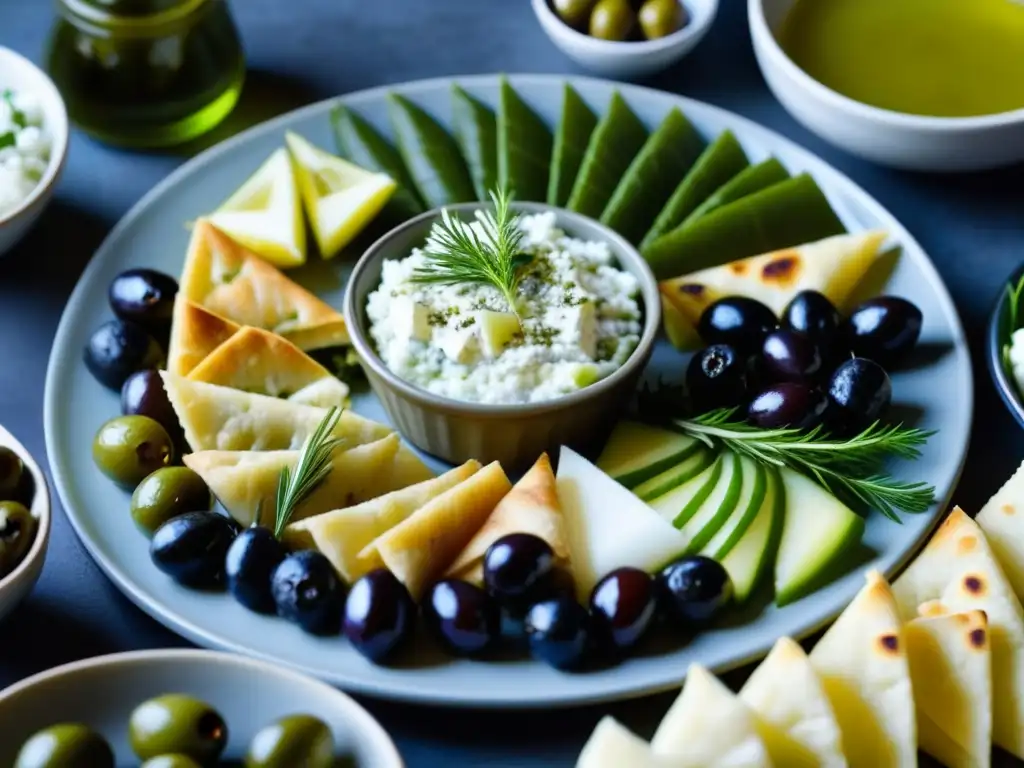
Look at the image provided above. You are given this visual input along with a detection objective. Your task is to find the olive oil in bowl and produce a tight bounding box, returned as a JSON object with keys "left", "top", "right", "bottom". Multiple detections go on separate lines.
{"left": 778, "top": 0, "right": 1024, "bottom": 118}
{"left": 47, "top": 0, "right": 245, "bottom": 148}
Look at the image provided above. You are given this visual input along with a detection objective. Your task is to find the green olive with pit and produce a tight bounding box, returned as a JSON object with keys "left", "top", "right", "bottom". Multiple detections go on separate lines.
{"left": 14, "top": 723, "right": 115, "bottom": 768}
{"left": 140, "top": 756, "right": 203, "bottom": 768}
{"left": 0, "top": 500, "right": 37, "bottom": 576}
{"left": 128, "top": 693, "right": 228, "bottom": 763}
{"left": 131, "top": 467, "right": 212, "bottom": 536}
{"left": 552, "top": 0, "right": 596, "bottom": 27}
{"left": 245, "top": 714, "right": 334, "bottom": 768}
{"left": 92, "top": 415, "right": 174, "bottom": 489}
{"left": 589, "top": 0, "right": 636, "bottom": 41}
{"left": 638, "top": 0, "right": 686, "bottom": 39}
{"left": 0, "top": 445, "right": 26, "bottom": 501}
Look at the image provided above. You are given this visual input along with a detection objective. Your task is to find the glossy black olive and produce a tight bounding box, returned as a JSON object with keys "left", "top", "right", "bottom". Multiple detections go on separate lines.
{"left": 84, "top": 319, "right": 165, "bottom": 391}
{"left": 343, "top": 568, "right": 416, "bottom": 663}
{"left": 658, "top": 556, "right": 733, "bottom": 625}
{"left": 761, "top": 329, "right": 823, "bottom": 382}
{"left": 589, "top": 567, "right": 658, "bottom": 652}
{"left": 524, "top": 597, "right": 592, "bottom": 670}
{"left": 423, "top": 579, "right": 499, "bottom": 656}
{"left": 122, "top": 369, "right": 185, "bottom": 448}
{"left": 844, "top": 296, "right": 923, "bottom": 367}
{"left": 697, "top": 297, "right": 778, "bottom": 352}
{"left": 827, "top": 357, "right": 893, "bottom": 436}
{"left": 225, "top": 527, "right": 287, "bottom": 613}
{"left": 271, "top": 550, "right": 345, "bottom": 635}
{"left": 109, "top": 268, "right": 179, "bottom": 341}
{"left": 781, "top": 290, "right": 842, "bottom": 349}
{"left": 686, "top": 344, "right": 750, "bottom": 414}
{"left": 483, "top": 533, "right": 555, "bottom": 605}
{"left": 150, "top": 511, "right": 238, "bottom": 589}
{"left": 748, "top": 383, "right": 829, "bottom": 431}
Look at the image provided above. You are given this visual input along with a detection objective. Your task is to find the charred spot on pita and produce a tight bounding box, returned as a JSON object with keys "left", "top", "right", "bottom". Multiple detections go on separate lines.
{"left": 878, "top": 633, "right": 899, "bottom": 653}
{"left": 761, "top": 254, "right": 800, "bottom": 286}
{"left": 969, "top": 627, "right": 987, "bottom": 649}
{"left": 678, "top": 283, "right": 704, "bottom": 296}
{"left": 963, "top": 574, "right": 985, "bottom": 595}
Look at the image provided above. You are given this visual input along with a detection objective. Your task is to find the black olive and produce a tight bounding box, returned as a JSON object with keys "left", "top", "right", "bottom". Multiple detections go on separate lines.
{"left": 109, "top": 268, "right": 179, "bottom": 343}
{"left": 844, "top": 297, "right": 923, "bottom": 368}
{"left": 149, "top": 511, "right": 238, "bottom": 589}
{"left": 84, "top": 319, "right": 164, "bottom": 391}
{"left": 271, "top": 551, "right": 346, "bottom": 635}
{"left": 748, "top": 383, "right": 828, "bottom": 431}
{"left": 686, "top": 344, "right": 750, "bottom": 414}
{"left": 697, "top": 298, "right": 778, "bottom": 353}
{"left": 761, "top": 329, "right": 823, "bottom": 382}
{"left": 826, "top": 358, "right": 893, "bottom": 436}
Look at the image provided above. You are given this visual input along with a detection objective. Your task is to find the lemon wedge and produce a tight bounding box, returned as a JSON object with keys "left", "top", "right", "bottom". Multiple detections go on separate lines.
{"left": 285, "top": 131, "right": 396, "bottom": 259}
{"left": 207, "top": 148, "right": 306, "bottom": 268}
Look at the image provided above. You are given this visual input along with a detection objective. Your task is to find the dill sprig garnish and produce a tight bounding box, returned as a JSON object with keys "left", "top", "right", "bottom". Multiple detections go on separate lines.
{"left": 672, "top": 408, "right": 936, "bottom": 521}
{"left": 274, "top": 407, "right": 346, "bottom": 537}
{"left": 410, "top": 188, "right": 532, "bottom": 317}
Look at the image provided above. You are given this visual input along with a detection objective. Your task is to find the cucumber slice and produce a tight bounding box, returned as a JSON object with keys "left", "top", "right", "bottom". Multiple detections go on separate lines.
{"left": 451, "top": 85, "right": 498, "bottom": 201}
{"left": 722, "top": 466, "right": 784, "bottom": 602}
{"left": 600, "top": 108, "right": 705, "bottom": 245}
{"left": 596, "top": 420, "right": 700, "bottom": 490}
{"left": 387, "top": 93, "right": 476, "bottom": 208}
{"left": 681, "top": 157, "right": 789, "bottom": 228}
{"left": 547, "top": 84, "right": 598, "bottom": 207}
{"left": 643, "top": 174, "right": 847, "bottom": 280}
{"left": 700, "top": 454, "right": 766, "bottom": 561}
{"left": 775, "top": 467, "right": 865, "bottom": 607}
{"left": 639, "top": 130, "right": 748, "bottom": 252}
{"left": 679, "top": 450, "right": 743, "bottom": 553}
{"left": 497, "top": 79, "right": 553, "bottom": 202}
{"left": 649, "top": 453, "right": 721, "bottom": 526}
{"left": 566, "top": 92, "right": 648, "bottom": 218}
{"left": 330, "top": 105, "right": 424, "bottom": 221}
{"left": 632, "top": 448, "right": 714, "bottom": 502}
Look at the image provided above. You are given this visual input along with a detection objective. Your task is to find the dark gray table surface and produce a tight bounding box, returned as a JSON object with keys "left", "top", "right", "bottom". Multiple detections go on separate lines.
{"left": 2, "top": 1, "right": 1024, "bottom": 765}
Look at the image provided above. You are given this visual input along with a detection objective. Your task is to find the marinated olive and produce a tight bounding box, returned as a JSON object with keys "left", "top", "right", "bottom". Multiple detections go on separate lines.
{"left": 686, "top": 344, "right": 750, "bottom": 413}
{"left": 109, "top": 268, "right": 179, "bottom": 341}
{"left": 826, "top": 358, "right": 892, "bottom": 436}
{"left": 122, "top": 370, "right": 186, "bottom": 448}
{"left": 552, "top": 0, "right": 596, "bottom": 27}
{"left": 748, "top": 383, "right": 828, "bottom": 431}
{"left": 698, "top": 297, "right": 777, "bottom": 352}
{"left": 343, "top": 568, "right": 416, "bottom": 663}
{"left": 131, "top": 467, "right": 211, "bottom": 536}
{"left": 589, "top": 0, "right": 635, "bottom": 40}
{"left": 844, "top": 296, "right": 923, "bottom": 367}
{"left": 226, "top": 527, "right": 287, "bottom": 613}
{"left": 0, "top": 500, "right": 37, "bottom": 576}
{"left": 150, "top": 511, "right": 238, "bottom": 588}
{"left": 638, "top": 0, "right": 685, "bottom": 40}
{"left": 658, "top": 556, "right": 733, "bottom": 626}
{"left": 14, "top": 723, "right": 115, "bottom": 768}
{"left": 423, "top": 579, "right": 499, "bottom": 656}
{"left": 0, "top": 444, "right": 27, "bottom": 502}
{"left": 92, "top": 415, "right": 174, "bottom": 488}
{"left": 271, "top": 550, "right": 346, "bottom": 635}
{"left": 483, "top": 533, "right": 555, "bottom": 605}
{"left": 140, "top": 756, "right": 202, "bottom": 768}
{"left": 761, "top": 329, "right": 823, "bottom": 382}
{"left": 84, "top": 319, "right": 164, "bottom": 391}
{"left": 589, "top": 567, "right": 658, "bottom": 652}
{"left": 524, "top": 597, "right": 593, "bottom": 671}
{"left": 781, "top": 290, "right": 842, "bottom": 350}
{"left": 128, "top": 694, "right": 228, "bottom": 763}
{"left": 244, "top": 714, "right": 334, "bottom": 768}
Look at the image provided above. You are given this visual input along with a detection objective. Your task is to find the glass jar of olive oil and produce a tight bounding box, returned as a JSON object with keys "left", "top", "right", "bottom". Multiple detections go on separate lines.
{"left": 47, "top": 0, "right": 245, "bottom": 148}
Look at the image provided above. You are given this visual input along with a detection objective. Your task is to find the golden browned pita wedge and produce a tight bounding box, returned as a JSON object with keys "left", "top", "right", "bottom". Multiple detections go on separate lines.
{"left": 360, "top": 462, "right": 512, "bottom": 600}
{"left": 167, "top": 297, "right": 241, "bottom": 376}
{"left": 187, "top": 326, "right": 349, "bottom": 408}
{"left": 283, "top": 461, "right": 481, "bottom": 581}
{"left": 179, "top": 219, "right": 348, "bottom": 351}
{"left": 444, "top": 453, "right": 569, "bottom": 585}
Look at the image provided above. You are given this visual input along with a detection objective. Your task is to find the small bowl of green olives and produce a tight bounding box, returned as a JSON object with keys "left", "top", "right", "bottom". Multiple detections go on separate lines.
{"left": 0, "top": 423, "right": 50, "bottom": 623}
{"left": 0, "top": 649, "right": 403, "bottom": 767}
{"left": 532, "top": 0, "right": 718, "bottom": 80}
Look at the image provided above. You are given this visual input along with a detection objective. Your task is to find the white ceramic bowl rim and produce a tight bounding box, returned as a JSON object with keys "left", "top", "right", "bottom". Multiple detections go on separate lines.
{"left": 0, "top": 423, "right": 50, "bottom": 592}
{"left": 533, "top": 0, "right": 715, "bottom": 55}
{"left": 748, "top": 0, "right": 1024, "bottom": 131}
{"left": 0, "top": 47, "right": 70, "bottom": 228}
{"left": 344, "top": 201, "right": 662, "bottom": 417}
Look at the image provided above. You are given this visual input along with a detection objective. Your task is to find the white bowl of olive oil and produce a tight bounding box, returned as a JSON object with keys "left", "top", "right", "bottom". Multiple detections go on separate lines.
{"left": 750, "top": 0, "right": 1024, "bottom": 172}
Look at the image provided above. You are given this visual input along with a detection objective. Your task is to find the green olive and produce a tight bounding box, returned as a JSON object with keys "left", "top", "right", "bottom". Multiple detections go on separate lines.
{"left": 589, "top": 0, "right": 636, "bottom": 41}
{"left": 140, "top": 755, "right": 203, "bottom": 768}
{"left": 552, "top": 0, "right": 596, "bottom": 27}
{"left": 14, "top": 723, "right": 114, "bottom": 768}
{"left": 0, "top": 445, "right": 25, "bottom": 500}
{"left": 131, "top": 467, "right": 213, "bottom": 536}
{"left": 128, "top": 694, "right": 228, "bottom": 763}
{"left": 638, "top": 0, "right": 686, "bottom": 39}
{"left": 92, "top": 415, "right": 174, "bottom": 489}
{"left": 245, "top": 714, "right": 334, "bottom": 768}
{"left": 0, "top": 500, "right": 37, "bottom": 577}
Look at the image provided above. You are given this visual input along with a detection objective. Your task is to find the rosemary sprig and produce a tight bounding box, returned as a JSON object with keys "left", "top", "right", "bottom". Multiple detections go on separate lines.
{"left": 410, "top": 187, "right": 531, "bottom": 317}
{"left": 273, "top": 407, "right": 346, "bottom": 537}
{"left": 673, "top": 409, "right": 936, "bottom": 521}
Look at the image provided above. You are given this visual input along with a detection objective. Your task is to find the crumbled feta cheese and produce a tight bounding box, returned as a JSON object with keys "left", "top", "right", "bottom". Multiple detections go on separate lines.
{"left": 0, "top": 88, "right": 50, "bottom": 218}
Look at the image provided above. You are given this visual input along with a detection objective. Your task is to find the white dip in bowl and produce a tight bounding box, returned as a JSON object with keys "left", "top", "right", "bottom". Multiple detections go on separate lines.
{"left": 0, "top": 88, "right": 51, "bottom": 219}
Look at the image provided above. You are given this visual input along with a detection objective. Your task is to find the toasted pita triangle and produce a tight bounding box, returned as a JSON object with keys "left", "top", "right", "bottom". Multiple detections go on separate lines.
{"left": 360, "top": 462, "right": 512, "bottom": 600}
{"left": 809, "top": 570, "right": 916, "bottom": 768}
{"left": 659, "top": 230, "right": 887, "bottom": 325}
{"left": 167, "top": 297, "right": 241, "bottom": 377}
{"left": 977, "top": 460, "right": 1024, "bottom": 599}
{"left": 180, "top": 219, "right": 348, "bottom": 351}
{"left": 283, "top": 461, "right": 481, "bottom": 582}
{"left": 740, "top": 637, "right": 846, "bottom": 768}
{"left": 906, "top": 607, "right": 992, "bottom": 768}
{"left": 892, "top": 507, "right": 1024, "bottom": 759}
{"left": 187, "top": 326, "right": 349, "bottom": 408}
{"left": 651, "top": 664, "right": 772, "bottom": 767}
{"left": 444, "top": 453, "right": 568, "bottom": 585}
{"left": 577, "top": 717, "right": 682, "bottom": 768}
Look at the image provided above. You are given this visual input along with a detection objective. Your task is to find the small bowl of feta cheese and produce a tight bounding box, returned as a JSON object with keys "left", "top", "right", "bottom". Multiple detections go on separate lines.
{"left": 0, "top": 47, "right": 69, "bottom": 257}
{"left": 346, "top": 200, "right": 661, "bottom": 472}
